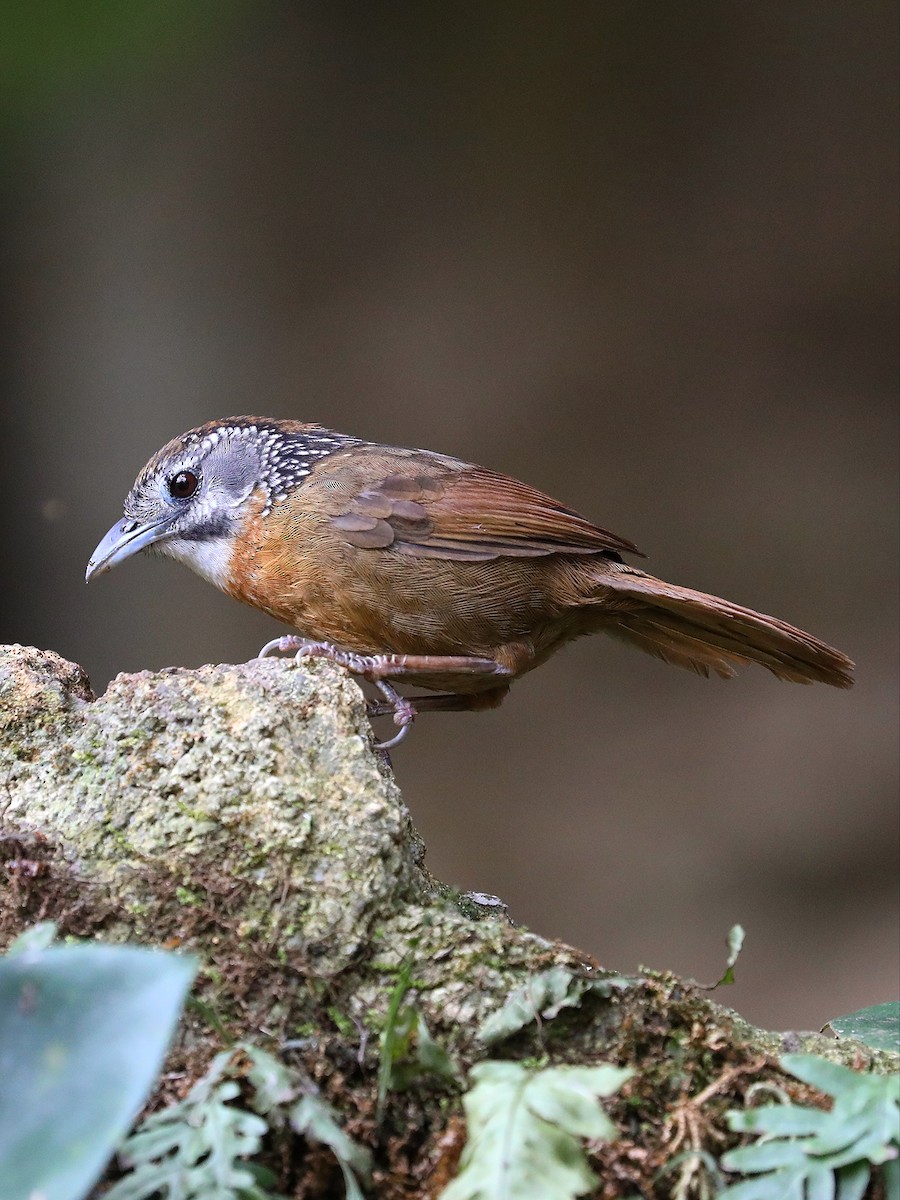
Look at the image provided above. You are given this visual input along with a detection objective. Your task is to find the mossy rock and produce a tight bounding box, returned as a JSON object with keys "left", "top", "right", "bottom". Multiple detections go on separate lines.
{"left": 1, "top": 644, "right": 894, "bottom": 1199}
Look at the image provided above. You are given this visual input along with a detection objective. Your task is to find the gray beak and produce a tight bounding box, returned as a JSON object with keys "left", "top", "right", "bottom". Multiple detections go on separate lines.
{"left": 85, "top": 516, "right": 175, "bottom": 582}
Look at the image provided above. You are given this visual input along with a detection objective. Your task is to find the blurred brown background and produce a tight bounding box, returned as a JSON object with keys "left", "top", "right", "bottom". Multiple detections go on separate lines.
{"left": 2, "top": 2, "right": 897, "bottom": 1031}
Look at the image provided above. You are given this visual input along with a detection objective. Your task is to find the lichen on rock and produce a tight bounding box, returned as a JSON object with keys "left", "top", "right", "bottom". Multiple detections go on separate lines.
{"left": 1, "top": 644, "right": 435, "bottom": 974}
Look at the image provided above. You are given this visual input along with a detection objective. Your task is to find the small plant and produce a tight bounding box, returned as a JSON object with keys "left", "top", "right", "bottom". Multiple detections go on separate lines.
{"left": 107, "top": 1042, "right": 372, "bottom": 1200}
{"left": 700, "top": 925, "right": 745, "bottom": 989}
{"left": 477, "top": 965, "right": 631, "bottom": 1046}
{"left": 718, "top": 1053, "right": 899, "bottom": 1199}
{"left": 377, "top": 961, "right": 459, "bottom": 1117}
{"left": 439, "top": 1060, "right": 632, "bottom": 1200}
{"left": 243, "top": 1044, "right": 372, "bottom": 1200}
{"left": 105, "top": 1051, "right": 272, "bottom": 1200}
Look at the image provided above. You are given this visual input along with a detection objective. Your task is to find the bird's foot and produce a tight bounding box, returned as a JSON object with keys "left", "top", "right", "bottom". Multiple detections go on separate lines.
{"left": 258, "top": 637, "right": 511, "bottom": 748}
{"left": 257, "top": 636, "right": 416, "bottom": 748}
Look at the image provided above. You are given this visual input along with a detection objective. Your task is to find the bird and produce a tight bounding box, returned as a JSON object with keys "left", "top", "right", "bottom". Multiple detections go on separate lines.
{"left": 86, "top": 417, "right": 853, "bottom": 747}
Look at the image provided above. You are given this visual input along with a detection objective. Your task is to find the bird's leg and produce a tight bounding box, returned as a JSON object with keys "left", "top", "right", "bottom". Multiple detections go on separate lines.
{"left": 257, "top": 636, "right": 510, "bottom": 748}
{"left": 368, "top": 680, "right": 416, "bottom": 749}
{"left": 365, "top": 688, "right": 510, "bottom": 718}
{"left": 260, "top": 636, "right": 509, "bottom": 680}
{"left": 365, "top": 683, "right": 510, "bottom": 746}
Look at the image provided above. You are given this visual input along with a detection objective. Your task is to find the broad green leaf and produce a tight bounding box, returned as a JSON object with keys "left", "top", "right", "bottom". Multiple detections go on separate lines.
{"left": 478, "top": 967, "right": 585, "bottom": 1044}
{"left": 808, "top": 1111, "right": 883, "bottom": 1157}
{"left": 414, "top": 1011, "right": 459, "bottom": 1081}
{"left": 0, "top": 944, "right": 195, "bottom": 1200}
{"left": 440, "top": 1060, "right": 631, "bottom": 1200}
{"left": 526, "top": 1067, "right": 621, "bottom": 1140}
{"left": 780, "top": 1054, "right": 871, "bottom": 1096}
{"left": 383, "top": 1008, "right": 459, "bottom": 1089}
{"left": 828, "top": 1002, "right": 900, "bottom": 1055}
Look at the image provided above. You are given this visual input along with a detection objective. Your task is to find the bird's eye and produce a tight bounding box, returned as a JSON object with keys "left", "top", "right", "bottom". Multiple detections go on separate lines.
{"left": 168, "top": 470, "right": 199, "bottom": 499}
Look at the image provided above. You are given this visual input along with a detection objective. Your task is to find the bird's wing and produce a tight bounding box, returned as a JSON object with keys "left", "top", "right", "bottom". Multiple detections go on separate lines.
{"left": 328, "top": 458, "right": 643, "bottom": 561}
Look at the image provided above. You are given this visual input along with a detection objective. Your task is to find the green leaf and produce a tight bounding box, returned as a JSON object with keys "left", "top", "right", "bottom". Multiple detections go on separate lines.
{"left": 239, "top": 1042, "right": 372, "bottom": 1199}
{"left": 720, "top": 1052, "right": 898, "bottom": 1200}
{"left": 727, "top": 1103, "right": 829, "bottom": 1136}
{"left": 805, "top": 1162, "right": 837, "bottom": 1200}
{"left": 381, "top": 1008, "right": 459, "bottom": 1093}
{"left": 5, "top": 920, "right": 58, "bottom": 955}
{"left": 883, "top": 1156, "right": 899, "bottom": 1200}
{"left": 718, "top": 1166, "right": 807, "bottom": 1198}
{"left": 477, "top": 967, "right": 629, "bottom": 1045}
{"left": 779, "top": 1054, "right": 872, "bottom": 1097}
{"left": 720, "top": 924, "right": 746, "bottom": 985}
{"left": 439, "top": 1060, "right": 631, "bottom": 1200}
{"left": 478, "top": 967, "right": 582, "bottom": 1044}
{"left": 106, "top": 1071, "right": 269, "bottom": 1200}
{"left": 376, "top": 964, "right": 459, "bottom": 1102}
{"left": 413, "top": 1011, "right": 459, "bottom": 1082}
{"left": 828, "top": 1002, "right": 900, "bottom": 1054}
{"left": 241, "top": 1043, "right": 298, "bottom": 1112}
{"left": 807, "top": 1111, "right": 881, "bottom": 1158}
{"left": 0, "top": 943, "right": 195, "bottom": 1200}
{"left": 377, "top": 959, "right": 414, "bottom": 1114}
{"left": 836, "top": 1160, "right": 872, "bottom": 1200}
{"left": 722, "top": 1140, "right": 809, "bottom": 1173}
{"left": 291, "top": 1093, "right": 373, "bottom": 1197}
{"left": 526, "top": 1066, "right": 627, "bottom": 1139}
{"left": 701, "top": 924, "right": 746, "bottom": 989}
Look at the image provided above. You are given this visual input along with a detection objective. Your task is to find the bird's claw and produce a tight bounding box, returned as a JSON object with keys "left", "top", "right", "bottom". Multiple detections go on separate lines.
{"left": 258, "top": 635, "right": 322, "bottom": 659}
{"left": 369, "top": 680, "right": 416, "bottom": 749}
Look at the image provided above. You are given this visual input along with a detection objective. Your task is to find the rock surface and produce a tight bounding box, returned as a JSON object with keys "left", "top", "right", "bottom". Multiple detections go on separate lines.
{"left": 1, "top": 643, "right": 894, "bottom": 1199}
{"left": 2, "top": 644, "right": 427, "bottom": 974}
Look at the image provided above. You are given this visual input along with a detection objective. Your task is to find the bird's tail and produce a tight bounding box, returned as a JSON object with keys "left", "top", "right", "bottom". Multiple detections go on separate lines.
{"left": 585, "top": 567, "right": 854, "bottom": 688}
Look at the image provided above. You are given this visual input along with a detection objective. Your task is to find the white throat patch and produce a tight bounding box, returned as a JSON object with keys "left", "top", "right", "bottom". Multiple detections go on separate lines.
{"left": 156, "top": 536, "right": 234, "bottom": 590}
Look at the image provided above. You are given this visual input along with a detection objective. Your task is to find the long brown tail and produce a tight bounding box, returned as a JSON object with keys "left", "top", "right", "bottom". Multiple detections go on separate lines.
{"left": 590, "top": 568, "right": 854, "bottom": 688}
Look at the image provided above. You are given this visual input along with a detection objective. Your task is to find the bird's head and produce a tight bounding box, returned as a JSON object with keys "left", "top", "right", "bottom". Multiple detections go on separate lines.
{"left": 86, "top": 417, "right": 351, "bottom": 588}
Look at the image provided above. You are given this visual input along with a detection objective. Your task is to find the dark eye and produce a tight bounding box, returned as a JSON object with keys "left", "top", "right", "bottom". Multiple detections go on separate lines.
{"left": 168, "top": 470, "right": 199, "bottom": 499}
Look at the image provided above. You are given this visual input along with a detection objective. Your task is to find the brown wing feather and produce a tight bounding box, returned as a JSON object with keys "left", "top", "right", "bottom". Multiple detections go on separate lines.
{"left": 332, "top": 461, "right": 642, "bottom": 561}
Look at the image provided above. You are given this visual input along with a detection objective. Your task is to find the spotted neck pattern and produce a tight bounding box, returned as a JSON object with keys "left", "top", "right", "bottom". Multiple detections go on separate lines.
{"left": 175, "top": 419, "right": 357, "bottom": 514}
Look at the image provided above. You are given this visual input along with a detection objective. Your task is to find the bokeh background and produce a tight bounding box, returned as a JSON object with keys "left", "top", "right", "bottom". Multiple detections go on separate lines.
{"left": 2, "top": 2, "right": 897, "bottom": 1031}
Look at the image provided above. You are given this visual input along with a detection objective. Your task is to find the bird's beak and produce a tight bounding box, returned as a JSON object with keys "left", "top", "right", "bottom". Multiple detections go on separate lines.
{"left": 85, "top": 516, "right": 175, "bottom": 582}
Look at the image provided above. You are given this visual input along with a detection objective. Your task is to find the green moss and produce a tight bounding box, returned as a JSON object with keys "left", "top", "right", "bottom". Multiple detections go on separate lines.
{"left": 327, "top": 1007, "right": 356, "bottom": 1037}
